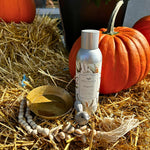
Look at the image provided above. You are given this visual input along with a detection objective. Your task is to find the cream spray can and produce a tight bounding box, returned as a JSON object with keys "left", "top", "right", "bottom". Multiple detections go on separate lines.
{"left": 75, "top": 29, "right": 102, "bottom": 114}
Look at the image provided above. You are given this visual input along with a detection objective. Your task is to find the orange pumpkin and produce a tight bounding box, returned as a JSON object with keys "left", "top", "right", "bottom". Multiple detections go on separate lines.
{"left": 69, "top": 0, "right": 150, "bottom": 94}
{"left": 0, "top": 0, "right": 36, "bottom": 23}
{"left": 133, "top": 15, "right": 150, "bottom": 46}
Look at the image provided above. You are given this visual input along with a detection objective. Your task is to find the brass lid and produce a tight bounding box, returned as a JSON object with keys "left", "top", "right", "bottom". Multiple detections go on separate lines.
{"left": 26, "top": 85, "right": 74, "bottom": 119}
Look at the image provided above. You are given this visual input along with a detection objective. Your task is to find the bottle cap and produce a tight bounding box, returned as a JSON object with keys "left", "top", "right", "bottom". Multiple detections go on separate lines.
{"left": 81, "top": 29, "right": 99, "bottom": 50}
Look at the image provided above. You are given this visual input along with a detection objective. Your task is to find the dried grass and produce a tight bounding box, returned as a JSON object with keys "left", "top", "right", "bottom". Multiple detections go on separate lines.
{"left": 0, "top": 15, "right": 150, "bottom": 150}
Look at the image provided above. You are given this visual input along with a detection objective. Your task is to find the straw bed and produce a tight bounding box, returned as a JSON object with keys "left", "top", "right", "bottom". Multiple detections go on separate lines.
{"left": 0, "top": 16, "right": 150, "bottom": 150}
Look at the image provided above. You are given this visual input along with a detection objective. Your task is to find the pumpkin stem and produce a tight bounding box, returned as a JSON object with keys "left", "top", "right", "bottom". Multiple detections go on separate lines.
{"left": 104, "top": 0, "right": 124, "bottom": 35}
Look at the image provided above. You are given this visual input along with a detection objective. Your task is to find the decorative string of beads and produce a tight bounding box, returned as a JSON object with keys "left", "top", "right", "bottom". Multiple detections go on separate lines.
{"left": 18, "top": 98, "right": 92, "bottom": 143}
{"left": 18, "top": 98, "right": 35, "bottom": 135}
{"left": 18, "top": 98, "right": 140, "bottom": 146}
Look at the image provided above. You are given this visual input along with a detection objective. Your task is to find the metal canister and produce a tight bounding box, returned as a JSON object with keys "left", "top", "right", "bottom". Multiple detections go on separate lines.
{"left": 75, "top": 29, "right": 102, "bottom": 114}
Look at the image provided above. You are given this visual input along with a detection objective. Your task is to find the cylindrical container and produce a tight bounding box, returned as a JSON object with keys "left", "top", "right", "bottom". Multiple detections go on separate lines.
{"left": 75, "top": 29, "right": 102, "bottom": 114}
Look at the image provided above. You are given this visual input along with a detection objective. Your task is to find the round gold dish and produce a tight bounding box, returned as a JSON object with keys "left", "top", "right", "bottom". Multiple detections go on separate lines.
{"left": 26, "top": 85, "right": 74, "bottom": 119}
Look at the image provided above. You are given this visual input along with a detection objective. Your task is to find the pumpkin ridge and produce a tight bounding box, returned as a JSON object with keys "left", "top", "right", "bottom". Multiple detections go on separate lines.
{"left": 0, "top": 0, "right": 35, "bottom": 23}
{"left": 134, "top": 26, "right": 150, "bottom": 47}
{"left": 99, "top": 34, "right": 110, "bottom": 58}
{"left": 115, "top": 27, "right": 134, "bottom": 34}
{"left": 0, "top": 1, "right": 4, "bottom": 21}
{"left": 134, "top": 25, "right": 149, "bottom": 30}
{"left": 121, "top": 33, "right": 147, "bottom": 82}
{"left": 1, "top": 0, "right": 18, "bottom": 22}
{"left": 18, "top": 0, "right": 21, "bottom": 23}
{"left": 116, "top": 34, "right": 141, "bottom": 89}
{"left": 125, "top": 30, "right": 150, "bottom": 78}
{"left": 99, "top": 32, "right": 107, "bottom": 42}
{"left": 99, "top": 35, "right": 116, "bottom": 93}
{"left": 113, "top": 36, "right": 129, "bottom": 91}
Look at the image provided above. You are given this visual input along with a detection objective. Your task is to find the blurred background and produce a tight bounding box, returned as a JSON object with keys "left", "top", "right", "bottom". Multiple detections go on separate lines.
{"left": 34, "top": 0, "right": 59, "bottom": 8}
{"left": 34, "top": 0, "right": 150, "bottom": 29}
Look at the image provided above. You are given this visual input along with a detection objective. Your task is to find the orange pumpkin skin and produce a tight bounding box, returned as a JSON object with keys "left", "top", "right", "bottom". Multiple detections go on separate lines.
{"left": 69, "top": 27, "right": 150, "bottom": 94}
{"left": 0, "top": 0, "right": 36, "bottom": 23}
{"left": 133, "top": 16, "right": 150, "bottom": 46}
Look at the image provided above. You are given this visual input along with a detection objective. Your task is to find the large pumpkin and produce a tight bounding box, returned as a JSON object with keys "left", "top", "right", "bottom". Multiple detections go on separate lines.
{"left": 69, "top": 0, "right": 150, "bottom": 94}
{"left": 133, "top": 15, "right": 150, "bottom": 46}
{"left": 0, "top": 0, "right": 36, "bottom": 23}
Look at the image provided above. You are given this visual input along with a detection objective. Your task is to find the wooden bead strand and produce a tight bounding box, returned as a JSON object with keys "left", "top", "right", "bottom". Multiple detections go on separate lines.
{"left": 18, "top": 98, "right": 91, "bottom": 142}
{"left": 18, "top": 98, "right": 139, "bottom": 146}
{"left": 18, "top": 98, "right": 34, "bottom": 134}
{"left": 25, "top": 106, "right": 38, "bottom": 136}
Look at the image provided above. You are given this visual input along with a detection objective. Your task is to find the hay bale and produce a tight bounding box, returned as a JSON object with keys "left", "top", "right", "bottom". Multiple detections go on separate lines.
{"left": 0, "top": 15, "right": 150, "bottom": 149}
{"left": 0, "top": 15, "right": 70, "bottom": 88}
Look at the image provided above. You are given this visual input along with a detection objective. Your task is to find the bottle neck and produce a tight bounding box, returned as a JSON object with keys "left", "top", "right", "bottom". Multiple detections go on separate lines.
{"left": 81, "top": 29, "right": 99, "bottom": 50}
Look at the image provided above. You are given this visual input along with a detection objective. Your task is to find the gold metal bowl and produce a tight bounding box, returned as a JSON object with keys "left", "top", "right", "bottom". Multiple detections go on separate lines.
{"left": 26, "top": 85, "right": 74, "bottom": 119}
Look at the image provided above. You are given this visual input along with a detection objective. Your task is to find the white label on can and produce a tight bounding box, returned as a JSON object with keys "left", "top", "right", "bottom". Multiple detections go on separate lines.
{"left": 75, "top": 62, "right": 101, "bottom": 113}
{"left": 79, "top": 73, "right": 99, "bottom": 100}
